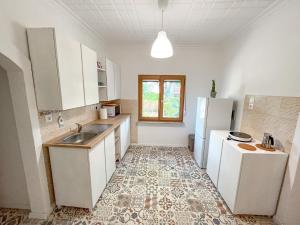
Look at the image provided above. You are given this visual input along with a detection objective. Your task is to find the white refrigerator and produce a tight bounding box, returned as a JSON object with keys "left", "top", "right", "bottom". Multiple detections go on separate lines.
{"left": 194, "top": 97, "right": 233, "bottom": 168}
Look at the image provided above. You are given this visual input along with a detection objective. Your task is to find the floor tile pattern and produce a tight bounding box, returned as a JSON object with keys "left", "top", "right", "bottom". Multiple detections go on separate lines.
{"left": 1, "top": 145, "right": 275, "bottom": 225}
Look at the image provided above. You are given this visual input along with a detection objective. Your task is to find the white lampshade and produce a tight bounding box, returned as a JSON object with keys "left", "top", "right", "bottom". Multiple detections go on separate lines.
{"left": 151, "top": 31, "right": 173, "bottom": 58}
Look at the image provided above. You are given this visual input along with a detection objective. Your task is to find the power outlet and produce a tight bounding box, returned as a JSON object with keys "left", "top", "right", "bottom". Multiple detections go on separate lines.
{"left": 45, "top": 113, "right": 53, "bottom": 123}
{"left": 248, "top": 96, "right": 255, "bottom": 110}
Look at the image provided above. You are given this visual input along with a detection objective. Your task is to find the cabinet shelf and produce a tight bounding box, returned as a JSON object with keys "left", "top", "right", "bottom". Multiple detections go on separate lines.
{"left": 97, "top": 67, "right": 106, "bottom": 72}
{"left": 98, "top": 85, "right": 107, "bottom": 88}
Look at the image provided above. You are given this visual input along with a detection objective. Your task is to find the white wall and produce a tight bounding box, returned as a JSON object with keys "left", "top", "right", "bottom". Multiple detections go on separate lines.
{"left": 0, "top": 67, "right": 29, "bottom": 209}
{"left": 274, "top": 113, "right": 300, "bottom": 225}
{"left": 0, "top": 0, "right": 107, "bottom": 59}
{"left": 220, "top": 1, "right": 300, "bottom": 224}
{"left": 0, "top": 0, "right": 108, "bottom": 216}
{"left": 221, "top": 0, "right": 300, "bottom": 129}
{"left": 110, "top": 44, "right": 224, "bottom": 146}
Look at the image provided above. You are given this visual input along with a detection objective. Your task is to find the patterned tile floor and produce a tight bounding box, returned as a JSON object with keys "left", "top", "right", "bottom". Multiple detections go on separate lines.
{"left": 1, "top": 145, "right": 275, "bottom": 225}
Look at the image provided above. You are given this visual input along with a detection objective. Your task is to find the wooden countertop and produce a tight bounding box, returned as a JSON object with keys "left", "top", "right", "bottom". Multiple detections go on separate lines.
{"left": 43, "top": 114, "right": 130, "bottom": 149}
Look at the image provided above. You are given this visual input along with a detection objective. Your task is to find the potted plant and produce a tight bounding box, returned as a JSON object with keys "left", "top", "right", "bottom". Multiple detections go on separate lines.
{"left": 210, "top": 80, "right": 217, "bottom": 98}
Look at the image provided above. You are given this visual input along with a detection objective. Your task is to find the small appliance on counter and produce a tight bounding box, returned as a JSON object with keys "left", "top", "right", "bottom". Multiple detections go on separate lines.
{"left": 99, "top": 108, "right": 108, "bottom": 119}
{"left": 102, "top": 103, "right": 120, "bottom": 117}
{"left": 227, "top": 131, "right": 252, "bottom": 142}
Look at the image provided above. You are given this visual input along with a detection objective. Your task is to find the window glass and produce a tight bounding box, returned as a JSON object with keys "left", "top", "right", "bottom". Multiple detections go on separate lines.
{"left": 163, "top": 80, "right": 181, "bottom": 118}
{"left": 142, "top": 80, "right": 159, "bottom": 117}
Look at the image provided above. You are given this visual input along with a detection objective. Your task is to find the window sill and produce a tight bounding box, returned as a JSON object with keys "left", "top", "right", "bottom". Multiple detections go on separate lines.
{"left": 137, "top": 121, "right": 185, "bottom": 127}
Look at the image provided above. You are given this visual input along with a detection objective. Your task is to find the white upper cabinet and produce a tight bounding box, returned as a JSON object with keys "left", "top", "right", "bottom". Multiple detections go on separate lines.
{"left": 27, "top": 28, "right": 99, "bottom": 111}
{"left": 81, "top": 44, "right": 99, "bottom": 105}
{"left": 105, "top": 58, "right": 116, "bottom": 101}
{"left": 98, "top": 58, "right": 121, "bottom": 101}
{"left": 114, "top": 63, "right": 121, "bottom": 100}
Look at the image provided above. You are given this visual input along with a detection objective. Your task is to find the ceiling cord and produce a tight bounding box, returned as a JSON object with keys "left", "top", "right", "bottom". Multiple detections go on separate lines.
{"left": 161, "top": 9, "right": 164, "bottom": 31}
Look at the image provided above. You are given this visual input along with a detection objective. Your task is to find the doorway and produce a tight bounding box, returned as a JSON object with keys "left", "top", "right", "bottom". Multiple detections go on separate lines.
{"left": 0, "top": 41, "right": 52, "bottom": 219}
{"left": 0, "top": 66, "right": 29, "bottom": 209}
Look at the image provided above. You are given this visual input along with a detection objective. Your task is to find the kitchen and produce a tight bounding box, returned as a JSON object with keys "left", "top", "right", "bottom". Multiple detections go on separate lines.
{"left": 0, "top": 0, "right": 299, "bottom": 225}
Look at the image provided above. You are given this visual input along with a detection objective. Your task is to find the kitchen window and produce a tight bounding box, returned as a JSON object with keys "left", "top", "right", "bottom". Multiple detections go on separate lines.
{"left": 138, "top": 75, "right": 185, "bottom": 122}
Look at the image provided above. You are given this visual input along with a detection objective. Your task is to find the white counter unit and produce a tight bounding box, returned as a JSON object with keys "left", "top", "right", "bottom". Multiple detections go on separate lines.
{"left": 217, "top": 140, "right": 288, "bottom": 215}
{"left": 49, "top": 131, "right": 116, "bottom": 210}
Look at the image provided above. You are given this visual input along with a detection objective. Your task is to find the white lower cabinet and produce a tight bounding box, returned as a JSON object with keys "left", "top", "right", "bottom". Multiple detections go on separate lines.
{"left": 206, "top": 130, "right": 229, "bottom": 187}
{"left": 120, "top": 117, "right": 130, "bottom": 159}
{"left": 217, "top": 141, "right": 288, "bottom": 215}
{"left": 49, "top": 131, "right": 117, "bottom": 210}
{"left": 104, "top": 131, "right": 116, "bottom": 183}
{"left": 49, "top": 141, "right": 107, "bottom": 210}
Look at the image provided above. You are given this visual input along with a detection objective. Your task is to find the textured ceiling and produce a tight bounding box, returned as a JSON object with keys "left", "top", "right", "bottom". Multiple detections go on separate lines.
{"left": 58, "top": 0, "right": 280, "bottom": 44}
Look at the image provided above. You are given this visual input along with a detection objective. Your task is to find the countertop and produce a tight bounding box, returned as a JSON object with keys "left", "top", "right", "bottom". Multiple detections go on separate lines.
{"left": 43, "top": 114, "right": 130, "bottom": 149}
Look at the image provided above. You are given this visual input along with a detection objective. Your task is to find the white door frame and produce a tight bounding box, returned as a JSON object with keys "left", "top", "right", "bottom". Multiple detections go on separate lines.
{"left": 0, "top": 39, "right": 52, "bottom": 219}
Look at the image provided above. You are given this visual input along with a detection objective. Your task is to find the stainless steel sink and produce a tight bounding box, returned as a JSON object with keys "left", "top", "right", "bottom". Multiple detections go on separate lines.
{"left": 59, "top": 132, "right": 98, "bottom": 144}
{"left": 58, "top": 124, "right": 113, "bottom": 145}
{"left": 82, "top": 124, "right": 112, "bottom": 134}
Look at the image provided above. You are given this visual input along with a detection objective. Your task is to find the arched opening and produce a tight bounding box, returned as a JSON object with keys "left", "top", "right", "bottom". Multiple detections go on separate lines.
{"left": 0, "top": 41, "right": 52, "bottom": 219}
{"left": 0, "top": 65, "right": 29, "bottom": 209}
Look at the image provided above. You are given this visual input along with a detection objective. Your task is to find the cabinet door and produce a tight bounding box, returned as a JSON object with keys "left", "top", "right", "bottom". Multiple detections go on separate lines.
{"left": 89, "top": 140, "right": 106, "bottom": 207}
{"left": 114, "top": 63, "right": 121, "bottom": 100}
{"left": 106, "top": 58, "right": 115, "bottom": 101}
{"left": 217, "top": 141, "right": 242, "bottom": 212}
{"left": 104, "top": 131, "right": 116, "bottom": 182}
{"left": 120, "top": 117, "right": 131, "bottom": 159}
{"left": 49, "top": 147, "right": 91, "bottom": 208}
{"left": 206, "top": 132, "right": 224, "bottom": 187}
{"left": 55, "top": 34, "right": 85, "bottom": 110}
{"left": 27, "top": 28, "right": 62, "bottom": 110}
{"left": 81, "top": 44, "right": 99, "bottom": 105}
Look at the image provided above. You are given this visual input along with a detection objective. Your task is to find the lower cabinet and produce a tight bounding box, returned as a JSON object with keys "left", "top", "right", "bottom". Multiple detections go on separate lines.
{"left": 104, "top": 131, "right": 116, "bottom": 183}
{"left": 49, "top": 131, "right": 117, "bottom": 210}
{"left": 217, "top": 141, "right": 288, "bottom": 215}
{"left": 120, "top": 117, "right": 131, "bottom": 159}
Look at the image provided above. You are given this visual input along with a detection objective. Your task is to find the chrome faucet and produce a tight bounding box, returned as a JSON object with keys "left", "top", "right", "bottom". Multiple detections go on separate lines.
{"left": 76, "top": 123, "right": 83, "bottom": 133}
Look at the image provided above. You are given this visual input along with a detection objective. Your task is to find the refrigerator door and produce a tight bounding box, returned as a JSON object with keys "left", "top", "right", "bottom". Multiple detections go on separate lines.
{"left": 206, "top": 98, "right": 233, "bottom": 132}
{"left": 194, "top": 135, "right": 206, "bottom": 168}
{"left": 194, "top": 97, "right": 208, "bottom": 139}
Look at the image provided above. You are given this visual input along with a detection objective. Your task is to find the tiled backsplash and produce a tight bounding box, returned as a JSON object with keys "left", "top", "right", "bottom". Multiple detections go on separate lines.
{"left": 241, "top": 95, "right": 300, "bottom": 153}
{"left": 39, "top": 105, "right": 98, "bottom": 142}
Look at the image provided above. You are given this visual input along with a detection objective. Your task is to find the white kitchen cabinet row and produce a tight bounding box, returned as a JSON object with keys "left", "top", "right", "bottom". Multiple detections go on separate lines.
{"left": 27, "top": 28, "right": 99, "bottom": 111}
{"left": 48, "top": 117, "right": 131, "bottom": 210}
{"left": 206, "top": 130, "right": 288, "bottom": 216}
{"left": 49, "top": 131, "right": 116, "bottom": 210}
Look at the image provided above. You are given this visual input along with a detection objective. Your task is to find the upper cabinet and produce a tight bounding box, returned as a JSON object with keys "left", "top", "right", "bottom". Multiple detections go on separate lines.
{"left": 27, "top": 28, "right": 99, "bottom": 111}
{"left": 105, "top": 58, "right": 116, "bottom": 101}
{"left": 114, "top": 63, "right": 121, "bottom": 100}
{"left": 81, "top": 44, "right": 99, "bottom": 105}
{"left": 98, "top": 58, "right": 121, "bottom": 101}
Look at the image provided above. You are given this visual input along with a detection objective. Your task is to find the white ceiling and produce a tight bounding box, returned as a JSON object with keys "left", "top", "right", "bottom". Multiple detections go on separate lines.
{"left": 58, "top": 0, "right": 280, "bottom": 45}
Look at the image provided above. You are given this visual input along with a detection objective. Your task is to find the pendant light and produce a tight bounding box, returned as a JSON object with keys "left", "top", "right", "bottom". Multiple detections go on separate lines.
{"left": 151, "top": 0, "right": 173, "bottom": 58}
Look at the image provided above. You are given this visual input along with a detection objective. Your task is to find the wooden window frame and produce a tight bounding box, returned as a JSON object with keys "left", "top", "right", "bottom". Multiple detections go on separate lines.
{"left": 138, "top": 75, "right": 186, "bottom": 122}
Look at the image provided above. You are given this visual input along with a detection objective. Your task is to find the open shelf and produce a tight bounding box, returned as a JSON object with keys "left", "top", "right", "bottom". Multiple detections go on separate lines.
{"left": 97, "top": 67, "right": 106, "bottom": 72}
{"left": 98, "top": 85, "right": 107, "bottom": 88}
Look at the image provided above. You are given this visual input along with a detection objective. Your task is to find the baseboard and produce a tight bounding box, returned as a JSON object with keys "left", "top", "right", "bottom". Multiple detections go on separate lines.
{"left": 0, "top": 202, "right": 30, "bottom": 209}
{"left": 29, "top": 205, "right": 54, "bottom": 220}
{"left": 131, "top": 143, "right": 188, "bottom": 147}
{"left": 28, "top": 212, "right": 48, "bottom": 220}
